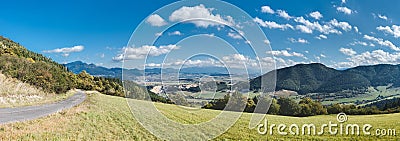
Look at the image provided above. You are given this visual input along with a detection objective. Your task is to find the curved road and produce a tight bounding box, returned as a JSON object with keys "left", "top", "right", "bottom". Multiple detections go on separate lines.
{"left": 0, "top": 90, "right": 86, "bottom": 124}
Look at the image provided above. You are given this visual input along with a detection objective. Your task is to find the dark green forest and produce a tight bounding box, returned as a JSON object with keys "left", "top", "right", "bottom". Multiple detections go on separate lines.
{"left": 250, "top": 63, "right": 400, "bottom": 94}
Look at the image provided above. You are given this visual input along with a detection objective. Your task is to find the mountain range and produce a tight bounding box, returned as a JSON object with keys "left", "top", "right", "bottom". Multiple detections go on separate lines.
{"left": 65, "top": 61, "right": 400, "bottom": 94}
{"left": 64, "top": 61, "right": 243, "bottom": 78}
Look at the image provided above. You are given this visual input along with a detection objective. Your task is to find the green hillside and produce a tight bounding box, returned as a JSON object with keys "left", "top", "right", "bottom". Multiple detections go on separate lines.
{"left": 250, "top": 63, "right": 400, "bottom": 94}
{"left": 1, "top": 93, "right": 398, "bottom": 140}
{"left": 0, "top": 36, "right": 123, "bottom": 96}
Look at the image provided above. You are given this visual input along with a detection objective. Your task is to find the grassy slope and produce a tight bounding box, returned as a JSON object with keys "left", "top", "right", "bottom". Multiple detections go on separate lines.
{"left": 0, "top": 92, "right": 399, "bottom": 140}
{"left": 0, "top": 73, "right": 75, "bottom": 108}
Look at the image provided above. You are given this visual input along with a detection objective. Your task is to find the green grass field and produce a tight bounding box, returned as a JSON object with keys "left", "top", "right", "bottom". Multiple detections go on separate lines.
{"left": 321, "top": 86, "right": 400, "bottom": 105}
{"left": 0, "top": 92, "right": 398, "bottom": 140}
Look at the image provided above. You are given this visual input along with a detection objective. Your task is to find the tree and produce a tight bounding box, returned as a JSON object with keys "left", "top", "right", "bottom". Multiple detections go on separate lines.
{"left": 278, "top": 97, "right": 300, "bottom": 116}
{"left": 268, "top": 99, "right": 280, "bottom": 115}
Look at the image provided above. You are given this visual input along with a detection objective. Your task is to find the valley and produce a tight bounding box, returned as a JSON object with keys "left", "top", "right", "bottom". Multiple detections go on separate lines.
{"left": 1, "top": 93, "right": 398, "bottom": 140}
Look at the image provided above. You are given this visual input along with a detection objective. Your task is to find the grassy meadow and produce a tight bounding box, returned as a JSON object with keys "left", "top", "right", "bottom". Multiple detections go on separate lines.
{"left": 0, "top": 92, "right": 398, "bottom": 140}
{"left": 0, "top": 73, "right": 75, "bottom": 108}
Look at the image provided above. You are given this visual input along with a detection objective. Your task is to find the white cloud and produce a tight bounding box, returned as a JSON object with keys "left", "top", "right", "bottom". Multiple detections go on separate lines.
{"left": 276, "top": 10, "right": 293, "bottom": 20}
{"left": 329, "top": 19, "right": 352, "bottom": 31}
{"left": 169, "top": 4, "right": 235, "bottom": 28}
{"left": 378, "top": 14, "right": 388, "bottom": 21}
{"left": 341, "top": 0, "right": 346, "bottom": 4}
{"left": 350, "top": 41, "right": 368, "bottom": 46}
{"left": 146, "top": 14, "right": 167, "bottom": 27}
{"left": 376, "top": 25, "right": 400, "bottom": 38}
{"left": 43, "top": 45, "right": 84, "bottom": 57}
{"left": 264, "top": 39, "right": 271, "bottom": 45}
{"left": 168, "top": 31, "right": 182, "bottom": 36}
{"left": 339, "top": 48, "right": 357, "bottom": 56}
{"left": 370, "top": 43, "right": 375, "bottom": 47}
{"left": 228, "top": 32, "right": 242, "bottom": 39}
{"left": 336, "top": 7, "right": 353, "bottom": 15}
{"left": 146, "top": 63, "right": 162, "bottom": 67}
{"left": 113, "top": 44, "right": 180, "bottom": 61}
{"left": 320, "top": 54, "right": 326, "bottom": 58}
{"left": 262, "top": 57, "right": 308, "bottom": 69}
{"left": 296, "top": 25, "right": 313, "bottom": 34}
{"left": 336, "top": 50, "right": 400, "bottom": 68}
{"left": 294, "top": 17, "right": 343, "bottom": 34}
{"left": 316, "top": 34, "right": 328, "bottom": 40}
{"left": 148, "top": 58, "right": 222, "bottom": 68}
{"left": 309, "top": 11, "right": 323, "bottom": 20}
{"left": 288, "top": 38, "right": 309, "bottom": 44}
{"left": 155, "top": 32, "right": 163, "bottom": 37}
{"left": 354, "top": 26, "right": 359, "bottom": 33}
{"left": 222, "top": 54, "right": 259, "bottom": 68}
{"left": 261, "top": 6, "right": 274, "bottom": 14}
{"left": 266, "top": 50, "right": 304, "bottom": 57}
{"left": 363, "top": 35, "right": 400, "bottom": 51}
{"left": 297, "top": 38, "right": 309, "bottom": 44}
{"left": 254, "top": 17, "right": 293, "bottom": 30}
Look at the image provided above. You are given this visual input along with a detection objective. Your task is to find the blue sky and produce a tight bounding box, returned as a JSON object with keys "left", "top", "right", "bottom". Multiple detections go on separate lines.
{"left": 1, "top": 0, "right": 399, "bottom": 70}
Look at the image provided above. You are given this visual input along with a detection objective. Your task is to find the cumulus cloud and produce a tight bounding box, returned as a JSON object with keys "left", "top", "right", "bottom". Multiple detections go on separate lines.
{"left": 146, "top": 58, "right": 222, "bottom": 68}
{"left": 309, "top": 11, "right": 323, "bottom": 20}
{"left": 339, "top": 48, "right": 357, "bottom": 56}
{"left": 316, "top": 34, "right": 328, "bottom": 40}
{"left": 264, "top": 39, "right": 271, "bottom": 45}
{"left": 146, "top": 14, "right": 167, "bottom": 27}
{"left": 378, "top": 14, "right": 388, "bottom": 21}
{"left": 329, "top": 19, "right": 352, "bottom": 31}
{"left": 155, "top": 32, "right": 163, "bottom": 37}
{"left": 296, "top": 25, "right": 313, "bottom": 34}
{"left": 350, "top": 41, "right": 369, "bottom": 46}
{"left": 254, "top": 17, "right": 293, "bottom": 30}
{"left": 169, "top": 4, "right": 236, "bottom": 28}
{"left": 261, "top": 6, "right": 274, "bottom": 14}
{"left": 145, "top": 63, "right": 162, "bottom": 67}
{"left": 43, "top": 45, "right": 84, "bottom": 57}
{"left": 336, "top": 50, "right": 400, "bottom": 68}
{"left": 288, "top": 38, "right": 309, "bottom": 44}
{"left": 227, "top": 32, "right": 242, "bottom": 39}
{"left": 376, "top": 25, "right": 400, "bottom": 38}
{"left": 354, "top": 26, "right": 359, "bottom": 33}
{"left": 266, "top": 50, "right": 305, "bottom": 57}
{"left": 168, "top": 31, "right": 182, "bottom": 36}
{"left": 294, "top": 17, "right": 343, "bottom": 34}
{"left": 276, "top": 10, "right": 293, "bottom": 20}
{"left": 112, "top": 44, "right": 180, "bottom": 61}
{"left": 363, "top": 35, "right": 400, "bottom": 51}
{"left": 336, "top": 7, "right": 353, "bottom": 15}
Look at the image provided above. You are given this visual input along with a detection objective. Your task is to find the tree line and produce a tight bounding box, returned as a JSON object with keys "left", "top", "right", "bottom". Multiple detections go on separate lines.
{"left": 203, "top": 93, "right": 400, "bottom": 117}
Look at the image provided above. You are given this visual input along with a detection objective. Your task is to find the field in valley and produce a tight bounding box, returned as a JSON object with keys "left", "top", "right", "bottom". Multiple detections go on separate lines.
{"left": 0, "top": 92, "right": 398, "bottom": 140}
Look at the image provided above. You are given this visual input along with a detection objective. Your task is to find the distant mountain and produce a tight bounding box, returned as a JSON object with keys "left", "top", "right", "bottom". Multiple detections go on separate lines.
{"left": 250, "top": 63, "right": 400, "bottom": 94}
{"left": 145, "top": 66, "right": 257, "bottom": 75}
{"left": 64, "top": 61, "right": 142, "bottom": 78}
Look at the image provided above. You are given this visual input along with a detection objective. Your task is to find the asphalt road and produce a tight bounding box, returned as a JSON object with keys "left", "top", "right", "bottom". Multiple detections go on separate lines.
{"left": 0, "top": 90, "right": 86, "bottom": 124}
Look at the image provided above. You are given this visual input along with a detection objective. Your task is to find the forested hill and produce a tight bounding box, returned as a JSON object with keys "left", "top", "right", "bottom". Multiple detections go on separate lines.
{"left": 250, "top": 63, "right": 400, "bottom": 94}
{"left": 0, "top": 36, "right": 123, "bottom": 96}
